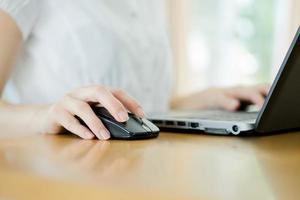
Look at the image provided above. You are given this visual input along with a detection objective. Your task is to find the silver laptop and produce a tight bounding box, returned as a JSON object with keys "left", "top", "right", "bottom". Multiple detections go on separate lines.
{"left": 149, "top": 27, "right": 300, "bottom": 135}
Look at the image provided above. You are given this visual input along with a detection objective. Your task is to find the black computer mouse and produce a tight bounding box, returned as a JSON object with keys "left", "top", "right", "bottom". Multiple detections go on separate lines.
{"left": 89, "top": 106, "right": 160, "bottom": 140}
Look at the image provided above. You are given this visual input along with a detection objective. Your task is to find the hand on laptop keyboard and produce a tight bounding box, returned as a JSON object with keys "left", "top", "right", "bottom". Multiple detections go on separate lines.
{"left": 171, "top": 84, "right": 270, "bottom": 111}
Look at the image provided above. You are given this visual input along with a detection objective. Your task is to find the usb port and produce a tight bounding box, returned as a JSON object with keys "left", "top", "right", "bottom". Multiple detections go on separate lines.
{"left": 166, "top": 121, "right": 175, "bottom": 126}
{"left": 190, "top": 122, "right": 199, "bottom": 128}
{"left": 177, "top": 121, "right": 186, "bottom": 126}
{"left": 151, "top": 120, "right": 163, "bottom": 125}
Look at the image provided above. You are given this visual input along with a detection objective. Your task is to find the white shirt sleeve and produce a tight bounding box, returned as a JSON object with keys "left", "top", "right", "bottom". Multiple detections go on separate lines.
{"left": 0, "top": 0, "right": 39, "bottom": 40}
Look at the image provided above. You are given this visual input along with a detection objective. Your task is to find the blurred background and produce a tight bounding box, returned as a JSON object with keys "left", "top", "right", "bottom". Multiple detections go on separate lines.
{"left": 168, "top": 0, "right": 300, "bottom": 96}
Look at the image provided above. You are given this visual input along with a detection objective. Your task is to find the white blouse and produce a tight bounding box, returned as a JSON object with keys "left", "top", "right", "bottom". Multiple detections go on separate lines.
{"left": 0, "top": 0, "right": 173, "bottom": 113}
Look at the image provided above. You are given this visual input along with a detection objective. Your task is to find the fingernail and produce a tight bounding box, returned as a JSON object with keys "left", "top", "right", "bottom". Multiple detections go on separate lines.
{"left": 100, "top": 130, "right": 110, "bottom": 140}
{"left": 137, "top": 108, "right": 146, "bottom": 117}
{"left": 117, "top": 111, "right": 129, "bottom": 122}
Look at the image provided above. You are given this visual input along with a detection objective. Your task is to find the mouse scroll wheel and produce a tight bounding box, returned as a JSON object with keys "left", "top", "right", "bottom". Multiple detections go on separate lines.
{"left": 132, "top": 116, "right": 144, "bottom": 124}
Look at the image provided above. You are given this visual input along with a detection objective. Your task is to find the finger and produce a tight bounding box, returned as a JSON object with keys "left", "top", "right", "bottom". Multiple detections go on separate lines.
{"left": 215, "top": 94, "right": 240, "bottom": 111}
{"left": 56, "top": 110, "right": 94, "bottom": 140}
{"left": 257, "top": 84, "right": 270, "bottom": 96}
{"left": 70, "top": 86, "right": 129, "bottom": 122}
{"left": 112, "top": 89, "right": 145, "bottom": 117}
{"left": 229, "top": 87, "right": 265, "bottom": 107}
{"left": 62, "top": 96, "right": 110, "bottom": 140}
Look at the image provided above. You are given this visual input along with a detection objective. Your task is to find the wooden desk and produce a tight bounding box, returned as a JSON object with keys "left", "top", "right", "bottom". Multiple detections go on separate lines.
{"left": 0, "top": 131, "right": 300, "bottom": 200}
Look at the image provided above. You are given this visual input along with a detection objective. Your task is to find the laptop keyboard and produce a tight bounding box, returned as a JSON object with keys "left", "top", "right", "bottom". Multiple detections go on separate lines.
{"left": 173, "top": 110, "right": 259, "bottom": 122}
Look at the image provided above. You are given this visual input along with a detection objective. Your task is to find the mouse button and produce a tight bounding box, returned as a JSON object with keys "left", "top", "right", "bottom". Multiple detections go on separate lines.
{"left": 109, "top": 127, "right": 131, "bottom": 139}
{"left": 124, "top": 118, "right": 149, "bottom": 133}
{"left": 142, "top": 118, "right": 160, "bottom": 132}
{"left": 141, "top": 124, "right": 151, "bottom": 132}
{"left": 127, "top": 113, "right": 143, "bottom": 124}
{"left": 100, "top": 118, "right": 131, "bottom": 136}
{"left": 132, "top": 116, "right": 144, "bottom": 125}
{"left": 93, "top": 107, "right": 115, "bottom": 120}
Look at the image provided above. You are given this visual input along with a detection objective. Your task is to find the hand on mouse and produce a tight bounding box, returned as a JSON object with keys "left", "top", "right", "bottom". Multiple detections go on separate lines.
{"left": 36, "top": 85, "right": 145, "bottom": 140}
{"left": 171, "top": 84, "right": 270, "bottom": 111}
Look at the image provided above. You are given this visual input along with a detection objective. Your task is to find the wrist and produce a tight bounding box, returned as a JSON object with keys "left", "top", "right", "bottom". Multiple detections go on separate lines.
{"left": 29, "top": 104, "right": 51, "bottom": 135}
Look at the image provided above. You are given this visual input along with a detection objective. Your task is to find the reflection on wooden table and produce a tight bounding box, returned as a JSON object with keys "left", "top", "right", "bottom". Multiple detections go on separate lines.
{"left": 0, "top": 131, "right": 300, "bottom": 200}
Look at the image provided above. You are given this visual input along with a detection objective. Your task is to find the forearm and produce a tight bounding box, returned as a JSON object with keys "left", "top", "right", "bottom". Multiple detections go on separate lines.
{"left": 0, "top": 10, "right": 41, "bottom": 136}
{"left": 0, "top": 100, "right": 47, "bottom": 135}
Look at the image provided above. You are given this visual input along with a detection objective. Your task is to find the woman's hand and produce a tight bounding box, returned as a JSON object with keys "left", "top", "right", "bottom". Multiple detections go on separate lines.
{"left": 172, "top": 84, "right": 270, "bottom": 111}
{"left": 37, "top": 86, "right": 145, "bottom": 140}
